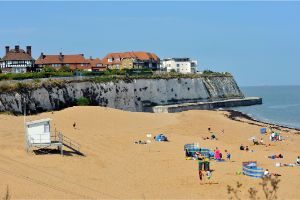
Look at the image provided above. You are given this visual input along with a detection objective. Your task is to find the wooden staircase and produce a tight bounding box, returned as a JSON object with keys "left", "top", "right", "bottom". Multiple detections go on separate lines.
{"left": 52, "top": 132, "right": 84, "bottom": 156}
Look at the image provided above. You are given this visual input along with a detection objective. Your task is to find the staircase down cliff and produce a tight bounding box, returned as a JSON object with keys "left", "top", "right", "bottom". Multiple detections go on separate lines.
{"left": 0, "top": 76, "right": 247, "bottom": 114}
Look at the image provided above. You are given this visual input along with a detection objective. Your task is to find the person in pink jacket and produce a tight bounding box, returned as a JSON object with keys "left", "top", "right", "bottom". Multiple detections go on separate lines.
{"left": 214, "top": 147, "right": 220, "bottom": 160}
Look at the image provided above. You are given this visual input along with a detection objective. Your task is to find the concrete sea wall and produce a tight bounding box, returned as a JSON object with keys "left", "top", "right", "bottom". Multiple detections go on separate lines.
{"left": 152, "top": 97, "right": 262, "bottom": 113}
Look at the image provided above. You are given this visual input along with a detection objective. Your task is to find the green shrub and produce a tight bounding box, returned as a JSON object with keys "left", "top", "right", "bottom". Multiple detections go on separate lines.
{"left": 104, "top": 69, "right": 126, "bottom": 76}
{"left": 42, "top": 66, "right": 56, "bottom": 72}
{"left": 58, "top": 66, "right": 71, "bottom": 72}
{"left": 76, "top": 97, "right": 90, "bottom": 106}
{"left": 202, "top": 70, "right": 231, "bottom": 76}
{"left": 0, "top": 83, "right": 15, "bottom": 92}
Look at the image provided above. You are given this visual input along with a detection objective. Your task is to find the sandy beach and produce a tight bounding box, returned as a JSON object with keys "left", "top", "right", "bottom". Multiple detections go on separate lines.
{"left": 0, "top": 106, "right": 299, "bottom": 199}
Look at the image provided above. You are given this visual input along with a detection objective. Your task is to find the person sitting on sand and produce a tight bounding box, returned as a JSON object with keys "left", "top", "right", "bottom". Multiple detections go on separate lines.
{"left": 276, "top": 154, "right": 283, "bottom": 158}
{"left": 264, "top": 169, "right": 270, "bottom": 178}
{"left": 240, "top": 145, "right": 245, "bottom": 151}
{"left": 268, "top": 154, "right": 283, "bottom": 159}
{"left": 211, "top": 134, "right": 217, "bottom": 140}
{"left": 245, "top": 146, "right": 249, "bottom": 151}
{"left": 260, "top": 138, "right": 264, "bottom": 145}
{"left": 253, "top": 138, "right": 259, "bottom": 145}
{"left": 296, "top": 156, "right": 300, "bottom": 165}
{"left": 214, "top": 147, "right": 221, "bottom": 160}
{"left": 271, "top": 132, "right": 276, "bottom": 141}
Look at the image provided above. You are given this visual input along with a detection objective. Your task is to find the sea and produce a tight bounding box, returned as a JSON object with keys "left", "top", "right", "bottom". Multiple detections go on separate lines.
{"left": 231, "top": 85, "right": 300, "bottom": 129}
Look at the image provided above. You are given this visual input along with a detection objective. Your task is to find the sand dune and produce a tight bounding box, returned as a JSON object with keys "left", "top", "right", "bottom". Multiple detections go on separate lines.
{"left": 0, "top": 106, "right": 299, "bottom": 199}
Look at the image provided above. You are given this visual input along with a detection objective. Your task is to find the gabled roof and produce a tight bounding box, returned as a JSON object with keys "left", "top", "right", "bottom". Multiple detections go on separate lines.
{"left": 36, "top": 54, "right": 89, "bottom": 65}
{"left": 102, "top": 51, "right": 160, "bottom": 65}
{"left": 86, "top": 58, "right": 103, "bottom": 67}
{"left": 2, "top": 49, "right": 34, "bottom": 61}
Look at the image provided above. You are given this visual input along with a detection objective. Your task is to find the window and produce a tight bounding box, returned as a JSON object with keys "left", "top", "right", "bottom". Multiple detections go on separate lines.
{"left": 44, "top": 124, "right": 50, "bottom": 133}
{"left": 108, "top": 58, "right": 113, "bottom": 62}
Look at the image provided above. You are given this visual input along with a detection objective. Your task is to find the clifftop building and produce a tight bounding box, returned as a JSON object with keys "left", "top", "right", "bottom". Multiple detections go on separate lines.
{"left": 160, "top": 58, "right": 197, "bottom": 74}
{"left": 102, "top": 51, "right": 160, "bottom": 70}
{"left": 86, "top": 57, "right": 106, "bottom": 71}
{"left": 0, "top": 45, "right": 35, "bottom": 73}
{"left": 35, "top": 53, "right": 91, "bottom": 71}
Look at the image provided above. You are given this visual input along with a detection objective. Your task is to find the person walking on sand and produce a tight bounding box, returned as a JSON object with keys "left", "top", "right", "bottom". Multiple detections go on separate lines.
{"left": 73, "top": 122, "right": 76, "bottom": 129}
{"left": 226, "top": 151, "right": 231, "bottom": 161}
{"left": 208, "top": 126, "right": 211, "bottom": 133}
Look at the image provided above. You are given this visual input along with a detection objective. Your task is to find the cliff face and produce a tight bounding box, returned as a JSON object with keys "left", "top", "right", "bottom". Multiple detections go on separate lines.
{"left": 0, "top": 76, "right": 244, "bottom": 114}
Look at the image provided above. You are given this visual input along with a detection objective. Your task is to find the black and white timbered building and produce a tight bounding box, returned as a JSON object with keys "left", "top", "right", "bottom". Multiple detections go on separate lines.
{"left": 0, "top": 45, "right": 35, "bottom": 73}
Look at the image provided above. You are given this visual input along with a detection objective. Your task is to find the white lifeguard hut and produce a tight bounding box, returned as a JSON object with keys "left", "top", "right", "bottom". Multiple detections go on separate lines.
{"left": 24, "top": 118, "right": 83, "bottom": 156}
{"left": 25, "top": 118, "right": 63, "bottom": 155}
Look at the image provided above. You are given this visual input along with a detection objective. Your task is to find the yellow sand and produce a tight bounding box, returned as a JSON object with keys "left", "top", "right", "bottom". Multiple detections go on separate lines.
{"left": 0, "top": 106, "right": 299, "bottom": 199}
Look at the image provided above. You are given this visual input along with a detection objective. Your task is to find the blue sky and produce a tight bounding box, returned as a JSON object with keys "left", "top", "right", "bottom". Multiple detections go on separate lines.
{"left": 0, "top": 1, "right": 299, "bottom": 86}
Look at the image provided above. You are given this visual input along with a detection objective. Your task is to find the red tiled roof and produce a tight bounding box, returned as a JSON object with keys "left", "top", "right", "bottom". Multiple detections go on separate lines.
{"left": 86, "top": 58, "right": 103, "bottom": 67}
{"left": 102, "top": 51, "right": 159, "bottom": 65}
{"left": 36, "top": 54, "right": 89, "bottom": 65}
{"left": 2, "top": 49, "right": 34, "bottom": 61}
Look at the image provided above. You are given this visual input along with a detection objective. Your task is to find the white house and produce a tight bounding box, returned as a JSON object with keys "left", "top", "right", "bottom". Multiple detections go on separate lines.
{"left": 160, "top": 58, "right": 197, "bottom": 74}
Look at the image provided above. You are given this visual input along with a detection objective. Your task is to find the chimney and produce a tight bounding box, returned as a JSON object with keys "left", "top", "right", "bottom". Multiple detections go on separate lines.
{"left": 40, "top": 52, "right": 45, "bottom": 59}
{"left": 5, "top": 46, "right": 9, "bottom": 54}
{"left": 59, "top": 52, "right": 64, "bottom": 61}
{"left": 90, "top": 56, "right": 92, "bottom": 60}
{"left": 26, "top": 46, "right": 32, "bottom": 56}
{"left": 15, "top": 45, "right": 20, "bottom": 52}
